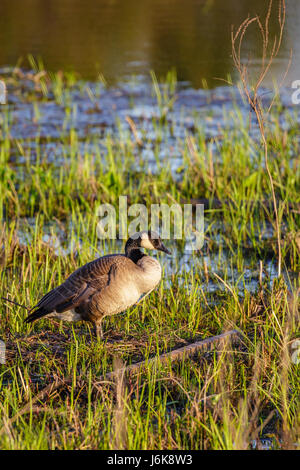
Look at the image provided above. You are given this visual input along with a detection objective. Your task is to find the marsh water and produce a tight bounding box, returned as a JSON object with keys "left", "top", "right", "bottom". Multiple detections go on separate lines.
{"left": 0, "top": 0, "right": 299, "bottom": 295}
{"left": 0, "top": 0, "right": 299, "bottom": 88}
{"left": 1, "top": 69, "right": 297, "bottom": 293}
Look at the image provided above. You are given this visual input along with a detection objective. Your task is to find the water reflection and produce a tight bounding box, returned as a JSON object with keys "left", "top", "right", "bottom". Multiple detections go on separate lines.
{"left": 0, "top": 0, "right": 299, "bottom": 87}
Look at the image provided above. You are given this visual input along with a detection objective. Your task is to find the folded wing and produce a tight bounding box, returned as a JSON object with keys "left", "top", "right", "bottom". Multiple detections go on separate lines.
{"left": 24, "top": 255, "right": 126, "bottom": 323}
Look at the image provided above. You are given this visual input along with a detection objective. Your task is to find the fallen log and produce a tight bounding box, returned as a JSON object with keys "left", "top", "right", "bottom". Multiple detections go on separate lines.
{"left": 0, "top": 330, "right": 241, "bottom": 435}
{"left": 103, "top": 329, "right": 241, "bottom": 380}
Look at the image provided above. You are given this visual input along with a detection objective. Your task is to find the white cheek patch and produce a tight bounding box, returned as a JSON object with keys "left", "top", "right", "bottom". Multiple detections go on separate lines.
{"left": 141, "top": 238, "right": 155, "bottom": 250}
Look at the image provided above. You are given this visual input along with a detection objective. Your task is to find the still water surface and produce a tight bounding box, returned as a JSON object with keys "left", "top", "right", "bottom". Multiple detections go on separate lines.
{"left": 0, "top": 0, "right": 299, "bottom": 87}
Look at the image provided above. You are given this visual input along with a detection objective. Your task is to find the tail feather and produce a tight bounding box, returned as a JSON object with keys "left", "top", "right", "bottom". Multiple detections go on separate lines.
{"left": 24, "top": 307, "right": 50, "bottom": 324}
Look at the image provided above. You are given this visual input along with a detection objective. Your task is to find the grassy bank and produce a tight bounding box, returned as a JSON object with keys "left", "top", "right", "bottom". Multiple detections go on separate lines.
{"left": 0, "top": 68, "right": 299, "bottom": 449}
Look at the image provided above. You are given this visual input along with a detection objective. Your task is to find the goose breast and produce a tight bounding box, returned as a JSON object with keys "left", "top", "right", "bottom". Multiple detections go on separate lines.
{"left": 92, "top": 255, "right": 162, "bottom": 317}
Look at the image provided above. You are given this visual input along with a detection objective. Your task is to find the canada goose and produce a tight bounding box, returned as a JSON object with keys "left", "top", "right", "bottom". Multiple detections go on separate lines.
{"left": 24, "top": 231, "right": 171, "bottom": 338}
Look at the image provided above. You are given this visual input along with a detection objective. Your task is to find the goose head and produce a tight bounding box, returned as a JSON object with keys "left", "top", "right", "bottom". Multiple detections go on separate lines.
{"left": 125, "top": 231, "right": 171, "bottom": 257}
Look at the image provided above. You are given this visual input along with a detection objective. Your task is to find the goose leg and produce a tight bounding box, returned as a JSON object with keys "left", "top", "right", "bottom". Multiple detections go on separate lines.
{"left": 94, "top": 320, "right": 103, "bottom": 339}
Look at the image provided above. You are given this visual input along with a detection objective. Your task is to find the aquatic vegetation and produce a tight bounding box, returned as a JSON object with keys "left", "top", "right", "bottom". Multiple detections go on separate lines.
{"left": 0, "top": 66, "right": 299, "bottom": 449}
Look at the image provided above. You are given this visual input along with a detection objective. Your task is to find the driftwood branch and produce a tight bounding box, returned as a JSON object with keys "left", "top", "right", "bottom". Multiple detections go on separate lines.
{"left": 103, "top": 329, "right": 241, "bottom": 380}
{"left": 181, "top": 197, "right": 299, "bottom": 215}
{"left": 0, "top": 330, "right": 241, "bottom": 435}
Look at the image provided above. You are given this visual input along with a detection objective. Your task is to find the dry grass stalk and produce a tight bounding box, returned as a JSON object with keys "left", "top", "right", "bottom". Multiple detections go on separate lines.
{"left": 0, "top": 80, "right": 6, "bottom": 104}
{"left": 231, "top": 0, "right": 290, "bottom": 277}
{"left": 125, "top": 116, "right": 143, "bottom": 147}
{"left": 103, "top": 330, "right": 241, "bottom": 380}
{"left": 111, "top": 356, "right": 128, "bottom": 450}
{"left": 0, "top": 330, "right": 240, "bottom": 439}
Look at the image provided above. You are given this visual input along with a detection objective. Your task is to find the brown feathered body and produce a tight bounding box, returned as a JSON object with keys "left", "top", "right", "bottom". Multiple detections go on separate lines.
{"left": 25, "top": 253, "right": 162, "bottom": 332}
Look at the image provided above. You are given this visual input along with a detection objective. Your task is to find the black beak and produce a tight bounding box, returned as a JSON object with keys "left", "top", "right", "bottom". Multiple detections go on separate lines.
{"left": 158, "top": 242, "right": 171, "bottom": 255}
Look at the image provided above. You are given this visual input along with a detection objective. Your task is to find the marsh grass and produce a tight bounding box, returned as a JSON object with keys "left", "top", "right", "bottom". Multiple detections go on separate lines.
{"left": 0, "top": 66, "right": 299, "bottom": 449}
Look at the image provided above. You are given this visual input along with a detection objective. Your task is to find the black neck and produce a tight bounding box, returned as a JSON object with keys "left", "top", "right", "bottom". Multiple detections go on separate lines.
{"left": 125, "top": 246, "right": 145, "bottom": 263}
